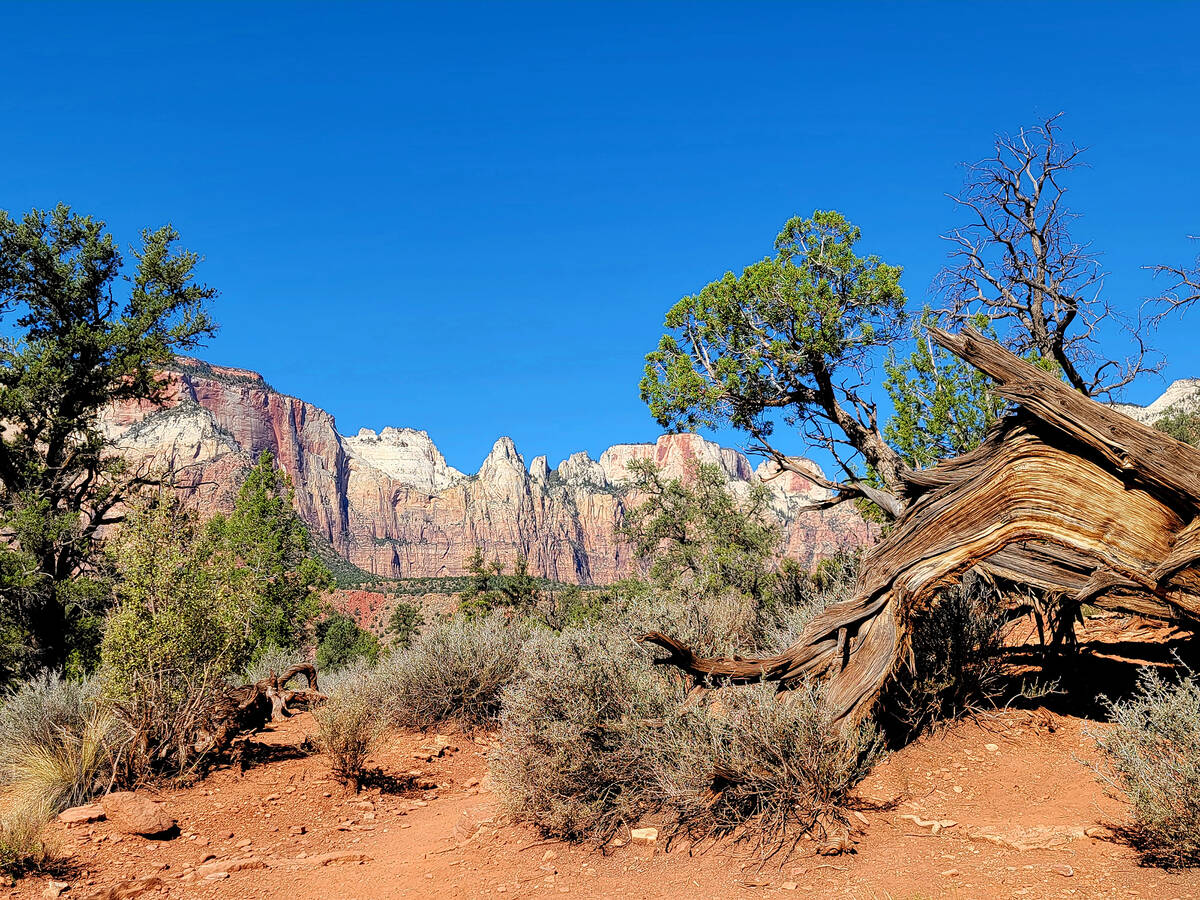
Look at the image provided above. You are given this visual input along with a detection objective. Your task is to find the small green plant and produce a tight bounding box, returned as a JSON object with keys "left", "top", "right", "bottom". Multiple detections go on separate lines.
{"left": 1092, "top": 664, "right": 1200, "bottom": 866}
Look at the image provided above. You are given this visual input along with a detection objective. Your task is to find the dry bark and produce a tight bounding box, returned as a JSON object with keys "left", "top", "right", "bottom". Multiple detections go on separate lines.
{"left": 197, "top": 664, "right": 326, "bottom": 756}
{"left": 641, "top": 327, "right": 1200, "bottom": 726}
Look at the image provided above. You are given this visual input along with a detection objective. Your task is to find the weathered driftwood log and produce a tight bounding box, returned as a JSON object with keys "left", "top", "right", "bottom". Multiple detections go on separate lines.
{"left": 196, "top": 664, "right": 326, "bottom": 755}
{"left": 641, "top": 327, "right": 1200, "bottom": 726}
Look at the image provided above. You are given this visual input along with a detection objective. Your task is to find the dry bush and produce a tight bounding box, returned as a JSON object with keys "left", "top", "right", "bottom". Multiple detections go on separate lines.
{"left": 882, "top": 575, "right": 1009, "bottom": 736}
{"left": 313, "top": 663, "right": 386, "bottom": 791}
{"left": 382, "top": 612, "right": 529, "bottom": 730}
{"left": 763, "top": 553, "right": 861, "bottom": 649}
{"left": 0, "top": 805, "right": 60, "bottom": 878}
{"left": 655, "top": 682, "right": 880, "bottom": 856}
{"left": 491, "top": 628, "right": 677, "bottom": 842}
{"left": 1092, "top": 664, "right": 1200, "bottom": 866}
{"left": 0, "top": 674, "right": 118, "bottom": 814}
{"left": 234, "top": 646, "right": 305, "bottom": 687}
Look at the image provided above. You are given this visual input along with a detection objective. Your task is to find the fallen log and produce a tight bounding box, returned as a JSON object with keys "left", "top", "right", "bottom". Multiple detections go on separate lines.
{"left": 196, "top": 664, "right": 326, "bottom": 756}
{"left": 641, "top": 327, "right": 1200, "bottom": 726}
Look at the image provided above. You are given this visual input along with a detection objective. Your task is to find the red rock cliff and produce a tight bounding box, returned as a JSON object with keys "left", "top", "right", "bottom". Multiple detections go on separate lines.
{"left": 103, "top": 360, "right": 876, "bottom": 583}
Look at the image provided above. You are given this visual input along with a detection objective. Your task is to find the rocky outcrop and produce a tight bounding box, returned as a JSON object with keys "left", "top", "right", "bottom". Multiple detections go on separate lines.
{"left": 1112, "top": 378, "right": 1200, "bottom": 425}
{"left": 104, "top": 358, "right": 877, "bottom": 584}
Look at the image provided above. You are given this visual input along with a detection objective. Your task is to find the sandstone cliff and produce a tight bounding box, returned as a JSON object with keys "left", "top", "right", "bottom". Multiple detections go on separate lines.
{"left": 103, "top": 359, "right": 877, "bottom": 584}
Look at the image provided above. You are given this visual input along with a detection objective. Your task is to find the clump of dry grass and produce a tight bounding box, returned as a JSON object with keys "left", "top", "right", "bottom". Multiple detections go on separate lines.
{"left": 0, "top": 805, "right": 60, "bottom": 878}
{"left": 0, "top": 674, "right": 118, "bottom": 815}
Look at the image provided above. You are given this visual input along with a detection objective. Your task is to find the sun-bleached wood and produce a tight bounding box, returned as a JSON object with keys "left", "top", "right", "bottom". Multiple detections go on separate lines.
{"left": 641, "top": 328, "right": 1200, "bottom": 725}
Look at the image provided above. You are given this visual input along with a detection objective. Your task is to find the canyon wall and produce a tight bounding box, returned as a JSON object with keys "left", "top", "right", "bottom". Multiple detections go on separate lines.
{"left": 102, "top": 359, "right": 877, "bottom": 584}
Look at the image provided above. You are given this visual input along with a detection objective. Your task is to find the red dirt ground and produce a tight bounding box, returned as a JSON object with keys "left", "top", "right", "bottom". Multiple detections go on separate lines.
{"left": 17, "top": 615, "right": 1200, "bottom": 900}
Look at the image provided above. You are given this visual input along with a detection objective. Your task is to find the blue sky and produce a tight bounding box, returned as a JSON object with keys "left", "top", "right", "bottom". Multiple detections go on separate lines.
{"left": 2, "top": 2, "right": 1198, "bottom": 475}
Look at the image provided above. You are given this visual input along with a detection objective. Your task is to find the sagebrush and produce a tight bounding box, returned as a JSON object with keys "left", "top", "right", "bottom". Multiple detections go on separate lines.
{"left": 1092, "top": 664, "right": 1200, "bottom": 866}
{"left": 382, "top": 612, "right": 529, "bottom": 729}
{"left": 491, "top": 627, "right": 677, "bottom": 841}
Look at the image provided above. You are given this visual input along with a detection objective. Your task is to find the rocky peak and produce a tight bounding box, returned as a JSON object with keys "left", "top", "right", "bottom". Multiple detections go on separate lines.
{"left": 106, "top": 359, "right": 880, "bottom": 582}
{"left": 600, "top": 433, "right": 753, "bottom": 485}
{"left": 343, "top": 426, "right": 465, "bottom": 495}
{"left": 1112, "top": 378, "right": 1200, "bottom": 425}
{"left": 556, "top": 451, "right": 609, "bottom": 488}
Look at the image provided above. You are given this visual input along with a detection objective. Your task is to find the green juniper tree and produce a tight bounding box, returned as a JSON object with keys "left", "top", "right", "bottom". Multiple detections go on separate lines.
{"left": 206, "top": 451, "right": 333, "bottom": 657}
{"left": 641, "top": 210, "right": 911, "bottom": 517}
{"left": 0, "top": 205, "right": 216, "bottom": 675}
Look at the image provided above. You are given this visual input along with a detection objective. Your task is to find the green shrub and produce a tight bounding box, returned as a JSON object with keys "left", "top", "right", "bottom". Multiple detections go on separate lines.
{"left": 315, "top": 613, "right": 380, "bottom": 672}
{"left": 101, "top": 493, "right": 254, "bottom": 776}
{"left": 491, "top": 627, "right": 677, "bottom": 841}
{"left": 0, "top": 674, "right": 117, "bottom": 814}
{"left": 383, "top": 612, "right": 529, "bottom": 729}
{"left": 1155, "top": 409, "right": 1200, "bottom": 446}
{"left": 313, "top": 663, "right": 386, "bottom": 791}
{"left": 1092, "top": 665, "right": 1200, "bottom": 866}
{"left": 655, "top": 682, "right": 880, "bottom": 853}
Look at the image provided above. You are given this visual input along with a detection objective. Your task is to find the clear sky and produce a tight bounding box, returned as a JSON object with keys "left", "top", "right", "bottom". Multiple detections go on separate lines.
{"left": 2, "top": 2, "right": 1198, "bottom": 475}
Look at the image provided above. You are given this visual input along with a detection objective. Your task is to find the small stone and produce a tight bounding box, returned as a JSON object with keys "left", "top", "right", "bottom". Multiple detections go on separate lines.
{"left": 57, "top": 804, "right": 105, "bottom": 826}
{"left": 42, "top": 881, "right": 70, "bottom": 898}
{"left": 952, "top": 786, "right": 963, "bottom": 793}
{"left": 311, "top": 851, "right": 372, "bottom": 866}
{"left": 940, "top": 869, "right": 959, "bottom": 877}
{"left": 1053, "top": 865, "right": 1075, "bottom": 877}
{"left": 236, "top": 839, "right": 252, "bottom": 848}
{"left": 289, "top": 825, "right": 306, "bottom": 835}
{"left": 195, "top": 857, "right": 267, "bottom": 877}
{"left": 630, "top": 827, "right": 658, "bottom": 846}
{"left": 99, "top": 792, "right": 175, "bottom": 837}
{"left": 985, "top": 743, "right": 999, "bottom": 752}
{"left": 542, "top": 850, "right": 557, "bottom": 862}
{"left": 781, "top": 883, "right": 798, "bottom": 892}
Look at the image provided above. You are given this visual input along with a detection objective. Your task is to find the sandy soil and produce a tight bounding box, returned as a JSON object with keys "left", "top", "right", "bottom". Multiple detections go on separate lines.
{"left": 17, "top": 615, "right": 1200, "bottom": 900}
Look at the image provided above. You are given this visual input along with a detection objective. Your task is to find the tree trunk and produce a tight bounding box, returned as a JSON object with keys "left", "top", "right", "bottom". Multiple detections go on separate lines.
{"left": 641, "top": 327, "right": 1200, "bottom": 726}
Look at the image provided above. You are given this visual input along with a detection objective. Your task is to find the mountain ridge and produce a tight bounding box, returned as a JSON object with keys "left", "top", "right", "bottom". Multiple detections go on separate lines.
{"left": 100, "top": 359, "right": 876, "bottom": 583}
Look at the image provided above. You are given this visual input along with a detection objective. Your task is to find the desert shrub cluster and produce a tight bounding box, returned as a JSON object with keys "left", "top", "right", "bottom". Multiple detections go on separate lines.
{"left": 1093, "top": 665, "right": 1200, "bottom": 866}
{"left": 491, "top": 628, "right": 677, "bottom": 841}
{"left": 381, "top": 612, "right": 530, "bottom": 729}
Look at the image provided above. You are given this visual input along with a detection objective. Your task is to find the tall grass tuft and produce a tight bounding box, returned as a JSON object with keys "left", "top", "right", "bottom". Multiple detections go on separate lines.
{"left": 0, "top": 674, "right": 118, "bottom": 815}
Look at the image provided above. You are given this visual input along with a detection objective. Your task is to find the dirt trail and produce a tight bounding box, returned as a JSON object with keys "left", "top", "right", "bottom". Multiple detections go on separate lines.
{"left": 21, "top": 619, "right": 1200, "bottom": 900}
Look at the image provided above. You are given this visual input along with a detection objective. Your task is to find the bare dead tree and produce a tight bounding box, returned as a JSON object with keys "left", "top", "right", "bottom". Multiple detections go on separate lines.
{"left": 940, "top": 114, "right": 1161, "bottom": 399}
{"left": 1144, "top": 236, "right": 1200, "bottom": 329}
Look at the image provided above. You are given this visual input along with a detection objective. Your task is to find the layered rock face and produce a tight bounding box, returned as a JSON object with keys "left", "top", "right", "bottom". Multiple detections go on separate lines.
{"left": 103, "top": 359, "right": 877, "bottom": 584}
